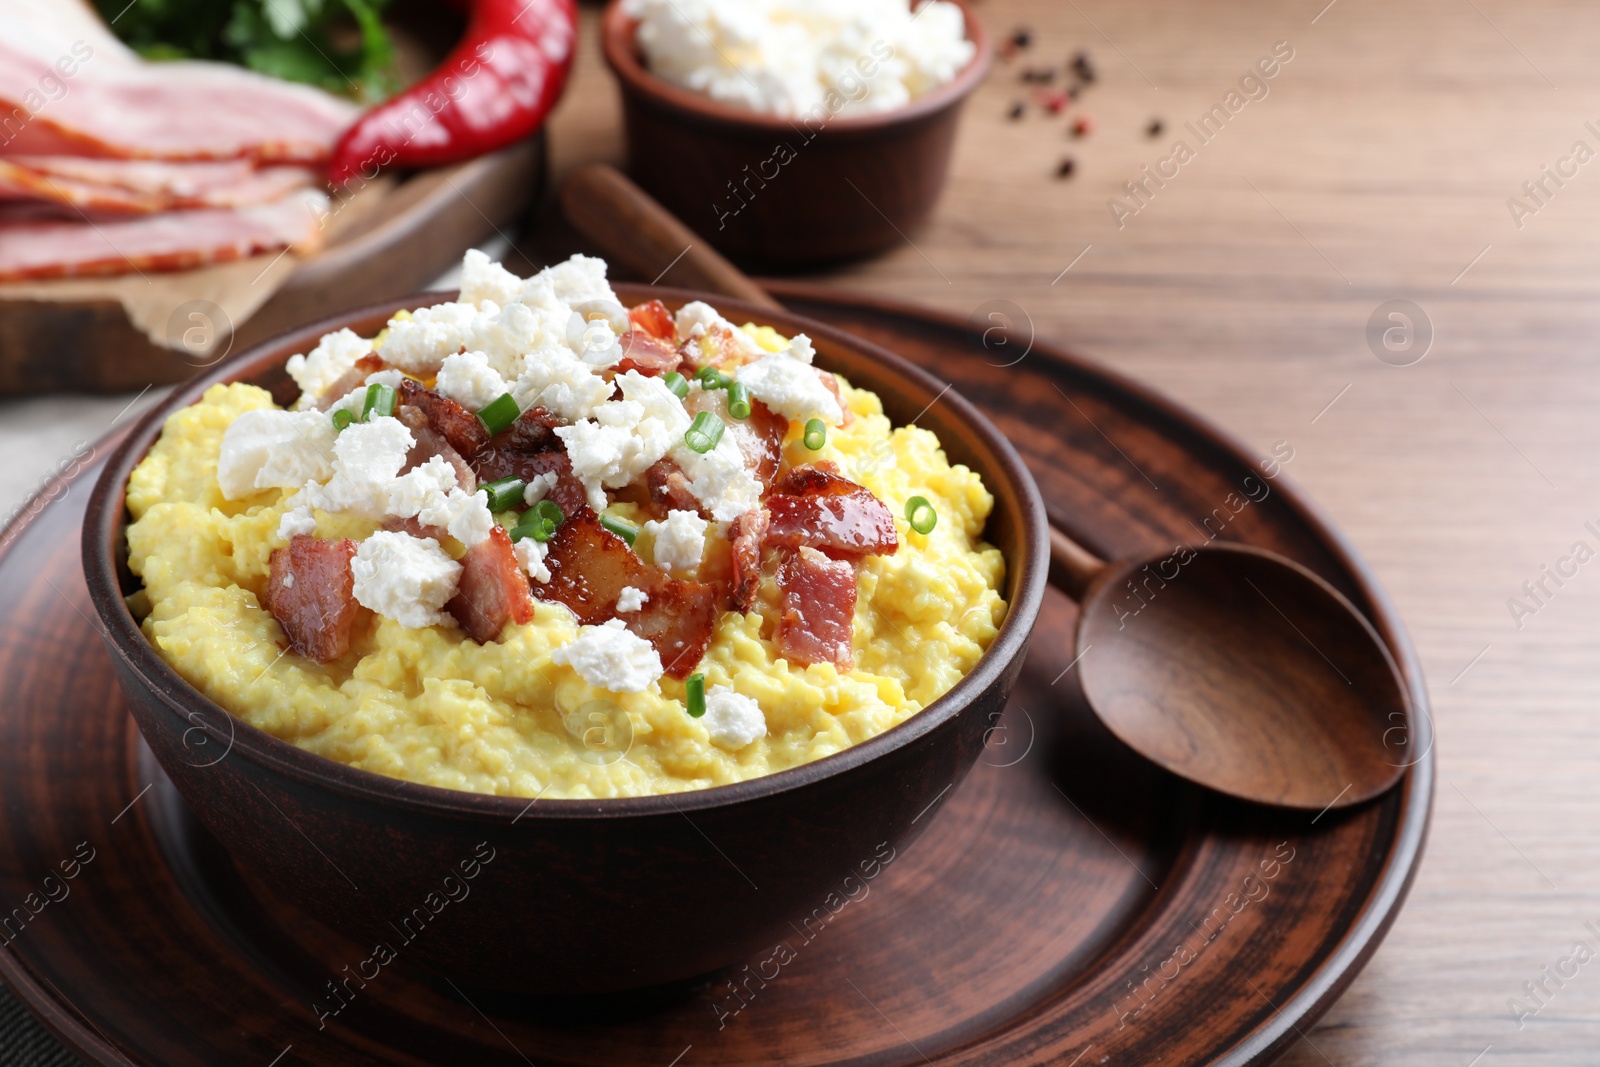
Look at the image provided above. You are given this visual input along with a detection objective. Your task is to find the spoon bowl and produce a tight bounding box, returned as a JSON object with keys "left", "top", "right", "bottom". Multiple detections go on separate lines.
{"left": 1071, "top": 542, "right": 1410, "bottom": 810}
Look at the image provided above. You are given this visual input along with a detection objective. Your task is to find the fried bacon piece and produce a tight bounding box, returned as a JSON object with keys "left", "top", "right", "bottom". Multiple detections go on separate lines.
{"left": 398, "top": 378, "right": 490, "bottom": 457}
{"left": 398, "top": 413, "right": 477, "bottom": 493}
{"left": 687, "top": 389, "right": 786, "bottom": 487}
{"left": 776, "top": 547, "right": 857, "bottom": 670}
{"left": 727, "top": 508, "right": 770, "bottom": 614}
{"left": 382, "top": 515, "right": 446, "bottom": 541}
{"left": 644, "top": 457, "right": 701, "bottom": 517}
{"left": 817, "top": 370, "right": 855, "bottom": 426}
{"left": 616, "top": 331, "right": 682, "bottom": 377}
{"left": 447, "top": 526, "right": 535, "bottom": 643}
{"left": 536, "top": 509, "right": 718, "bottom": 677}
{"left": 628, "top": 299, "right": 676, "bottom": 341}
{"left": 764, "top": 465, "right": 898, "bottom": 559}
{"left": 314, "top": 353, "right": 386, "bottom": 410}
{"left": 264, "top": 536, "right": 362, "bottom": 664}
{"left": 485, "top": 406, "right": 562, "bottom": 454}
{"left": 469, "top": 449, "right": 589, "bottom": 516}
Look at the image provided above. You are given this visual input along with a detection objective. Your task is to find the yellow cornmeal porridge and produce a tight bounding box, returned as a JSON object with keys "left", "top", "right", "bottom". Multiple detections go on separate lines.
{"left": 125, "top": 329, "right": 1006, "bottom": 800}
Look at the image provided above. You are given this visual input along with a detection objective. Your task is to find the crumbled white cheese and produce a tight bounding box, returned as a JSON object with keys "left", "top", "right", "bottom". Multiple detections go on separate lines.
{"left": 522, "top": 471, "right": 561, "bottom": 507}
{"left": 701, "top": 685, "right": 767, "bottom": 749}
{"left": 435, "top": 351, "right": 509, "bottom": 411}
{"left": 737, "top": 351, "right": 843, "bottom": 425}
{"left": 350, "top": 531, "right": 462, "bottom": 628}
{"left": 377, "top": 301, "right": 478, "bottom": 373}
{"left": 459, "top": 248, "right": 525, "bottom": 309}
{"left": 785, "top": 333, "right": 815, "bottom": 364}
{"left": 674, "top": 301, "right": 763, "bottom": 356}
{"left": 668, "top": 427, "right": 762, "bottom": 523}
{"left": 643, "top": 509, "right": 708, "bottom": 574}
{"left": 276, "top": 505, "right": 317, "bottom": 540}
{"left": 552, "top": 619, "right": 663, "bottom": 692}
{"left": 616, "top": 586, "right": 649, "bottom": 613}
{"left": 514, "top": 535, "right": 552, "bottom": 584}
{"left": 286, "top": 328, "right": 372, "bottom": 408}
{"left": 467, "top": 302, "right": 542, "bottom": 378}
{"left": 555, "top": 371, "right": 689, "bottom": 512}
{"left": 513, "top": 342, "right": 616, "bottom": 422}
{"left": 217, "top": 409, "right": 336, "bottom": 500}
{"left": 288, "top": 416, "right": 413, "bottom": 520}
{"left": 566, "top": 315, "right": 623, "bottom": 369}
{"left": 386, "top": 455, "right": 458, "bottom": 516}
{"left": 623, "top": 0, "right": 975, "bottom": 118}
{"left": 541, "top": 254, "right": 618, "bottom": 308}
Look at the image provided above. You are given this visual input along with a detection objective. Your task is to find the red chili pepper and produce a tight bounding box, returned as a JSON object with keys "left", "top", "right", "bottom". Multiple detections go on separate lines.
{"left": 326, "top": 0, "right": 578, "bottom": 186}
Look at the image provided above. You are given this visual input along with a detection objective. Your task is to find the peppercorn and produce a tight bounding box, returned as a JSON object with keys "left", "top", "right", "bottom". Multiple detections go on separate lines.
{"left": 1147, "top": 117, "right": 1164, "bottom": 138}
{"left": 1021, "top": 66, "right": 1056, "bottom": 84}
{"left": 1071, "top": 51, "right": 1096, "bottom": 83}
{"left": 1012, "top": 27, "right": 1034, "bottom": 50}
{"left": 1056, "top": 157, "right": 1077, "bottom": 179}
{"left": 1007, "top": 100, "right": 1026, "bottom": 121}
{"left": 1072, "top": 113, "right": 1095, "bottom": 138}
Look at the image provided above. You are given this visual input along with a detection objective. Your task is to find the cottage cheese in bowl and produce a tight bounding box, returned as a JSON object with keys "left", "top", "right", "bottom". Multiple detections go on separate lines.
{"left": 622, "top": 0, "right": 976, "bottom": 118}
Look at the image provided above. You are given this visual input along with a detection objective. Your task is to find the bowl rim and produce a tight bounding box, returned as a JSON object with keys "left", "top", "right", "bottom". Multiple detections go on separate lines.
{"left": 83, "top": 285, "right": 1048, "bottom": 822}
{"left": 599, "top": 0, "right": 993, "bottom": 134}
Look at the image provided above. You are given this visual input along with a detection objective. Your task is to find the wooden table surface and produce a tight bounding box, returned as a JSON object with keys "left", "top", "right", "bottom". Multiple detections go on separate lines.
{"left": 0, "top": 1, "right": 1591, "bottom": 1063}
{"left": 523, "top": 2, "right": 1600, "bottom": 1063}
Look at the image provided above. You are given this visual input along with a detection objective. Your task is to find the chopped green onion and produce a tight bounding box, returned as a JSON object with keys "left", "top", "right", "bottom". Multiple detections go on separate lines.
{"left": 533, "top": 499, "right": 564, "bottom": 527}
{"left": 803, "top": 418, "right": 826, "bottom": 450}
{"left": 511, "top": 499, "right": 566, "bottom": 544}
{"left": 905, "top": 495, "right": 938, "bottom": 535}
{"left": 477, "top": 392, "right": 521, "bottom": 437}
{"left": 361, "top": 383, "right": 396, "bottom": 421}
{"left": 684, "top": 411, "right": 725, "bottom": 454}
{"left": 726, "top": 381, "right": 752, "bottom": 419}
{"left": 331, "top": 408, "right": 355, "bottom": 432}
{"left": 696, "top": 365, "right": 731, "bottom": 390}
{"left": 685, "top": 673, "right": 706, "bottom": 718}
{"left": 663, "top": 371, "right": 690, "bottom": 400}
{"left": 601, "top": 514, "right": 639, "bottom": 546}
{"left": 480, "top": 476, "right": 526, "bottom": 513}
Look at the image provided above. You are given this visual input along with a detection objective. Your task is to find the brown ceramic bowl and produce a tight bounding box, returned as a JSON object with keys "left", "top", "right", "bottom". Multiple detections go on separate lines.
{"left": 601, "top": 0, "right": 991, "bottom": 270}
{"left": 82, "top": 286, "right": 1047, "bottom": 997}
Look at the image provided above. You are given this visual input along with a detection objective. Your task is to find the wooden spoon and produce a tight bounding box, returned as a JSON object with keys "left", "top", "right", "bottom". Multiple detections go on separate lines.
{"left": 559, "top": 164, "right": 1412, "bottom": 812}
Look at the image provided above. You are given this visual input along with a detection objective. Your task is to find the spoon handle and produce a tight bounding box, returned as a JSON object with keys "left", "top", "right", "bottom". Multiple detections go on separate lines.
{"left": 560, "top": 165, "right": 1108, "bottom": 602}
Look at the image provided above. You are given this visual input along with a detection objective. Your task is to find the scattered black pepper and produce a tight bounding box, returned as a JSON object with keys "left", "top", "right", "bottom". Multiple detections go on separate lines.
{"left": 1071, "top": 51, "right": 1096, "bottom": 83}
{"left": 1147, "top": 117, "right": 1165, "bottom": 138}
{"left": 1007, "top": 100, "right": 1026, "bottom": 121}
{"left": 1056, "top": 157, "right": 1077, "bottom": 179}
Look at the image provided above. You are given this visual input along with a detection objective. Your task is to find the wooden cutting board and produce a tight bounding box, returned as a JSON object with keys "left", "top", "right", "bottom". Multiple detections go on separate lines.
{"left": 0, "top": 136, "right": 545, "bottom": 397}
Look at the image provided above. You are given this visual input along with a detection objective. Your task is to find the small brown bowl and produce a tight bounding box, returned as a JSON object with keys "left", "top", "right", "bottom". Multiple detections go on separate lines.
{"left": 82, "top": 286, "right": 1047, "bottom": 996}
{"left": 601, "top": 0, "right": 991, "bottom": 270}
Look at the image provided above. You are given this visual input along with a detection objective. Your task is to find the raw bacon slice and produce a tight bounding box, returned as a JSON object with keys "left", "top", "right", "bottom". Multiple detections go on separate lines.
{"left": 727, "top": 508, "right": 769, "bottom": 613}
{"left": 615, "top": 330, "right": 681, "bottom": 377}
{"left": 0, "top": 158, "right": 318, "bottom": 214}
{"left": 447, "top": 526, "right": 535, "bottom": 643}
{"left": 628, "top": 299, "right": 675, "bottom": 341}
{"left": 469, "top": 449, "right": 587, "bottom": 516}
{"left": 776, "top": 547, "right": 857, "bottom": 670}
{"left": 0, "top": 1, "right": 358, "bottom": 163}
{"left": 536, "top": 509, "right": 718, "bottom": 677}
{"left": 764, "top": 465, "right": 898, "bottom": 559}
{"left": 687, "top": 389, "right": 786, "bottom": 487}
{"left": 264, "top": 535, "right": 362, "bottom": 664}
{"left": 397, "top": 378, "right": 490, "bottom": 458}
{"left": 0, "top": 188, "right": 328, "bottom": 281}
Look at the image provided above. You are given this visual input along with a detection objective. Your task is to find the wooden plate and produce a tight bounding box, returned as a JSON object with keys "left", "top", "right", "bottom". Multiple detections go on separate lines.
{"left": 0, "top": 285, "right": 1432, "bottom": 1066}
